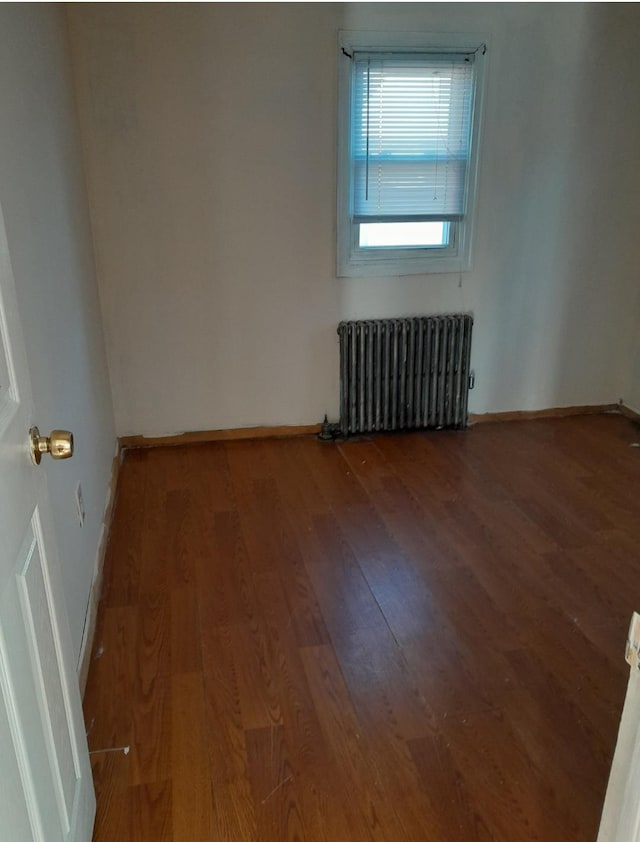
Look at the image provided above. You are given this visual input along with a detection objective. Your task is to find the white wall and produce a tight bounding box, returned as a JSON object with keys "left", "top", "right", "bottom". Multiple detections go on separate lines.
{"left": 0, "top": 5, "right": 116, "bottom": 664}
{"left": 68, "top": 3, "right": 640, "bottom": 437}
{"left": 625, "top": 329, "right": 640, "bottom": 416}
{"left": 623, "top": 281, "right": 640, "bottom": 415}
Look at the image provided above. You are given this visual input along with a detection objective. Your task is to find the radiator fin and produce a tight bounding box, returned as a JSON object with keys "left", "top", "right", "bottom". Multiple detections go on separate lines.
{"left": 338, "top": 315, "right": 473, "bottom": 437}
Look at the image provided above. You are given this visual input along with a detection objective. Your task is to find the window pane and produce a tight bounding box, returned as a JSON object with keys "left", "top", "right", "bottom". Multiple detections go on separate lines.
{"left": 359, "top": 221, "right": 449, "bottom": 249}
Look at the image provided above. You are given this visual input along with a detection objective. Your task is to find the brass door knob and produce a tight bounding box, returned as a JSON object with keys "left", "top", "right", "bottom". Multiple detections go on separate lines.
{"left": 29, "top": 426, "right": 74, "bottom": 465}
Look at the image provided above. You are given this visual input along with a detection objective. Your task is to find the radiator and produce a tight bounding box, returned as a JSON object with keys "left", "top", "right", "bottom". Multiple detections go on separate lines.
{"left": 337, "top": 315, "right": 473, "bottom": 437}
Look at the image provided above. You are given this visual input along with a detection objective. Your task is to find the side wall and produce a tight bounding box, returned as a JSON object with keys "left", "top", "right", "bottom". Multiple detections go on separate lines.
{"left": 623, "top": 287, "right": 640, "bottom": 415}
{"left": 0, "top": 5, "right": 117, "bottom": 664}
{"left": 68, "top": 3, "right": 640, "bottom": 436}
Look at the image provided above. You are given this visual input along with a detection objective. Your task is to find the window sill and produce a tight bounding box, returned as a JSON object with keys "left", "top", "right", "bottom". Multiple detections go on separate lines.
{"left": 337, "top": 252, "right": 471, "bottom": 278}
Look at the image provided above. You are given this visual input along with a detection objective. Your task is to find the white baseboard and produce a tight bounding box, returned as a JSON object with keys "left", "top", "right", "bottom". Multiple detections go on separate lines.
{"left": 620, "top": 403, "right": 640, "bottom": 422}
{"left": 77, "top": 440, "right": 122, "bottom": 697}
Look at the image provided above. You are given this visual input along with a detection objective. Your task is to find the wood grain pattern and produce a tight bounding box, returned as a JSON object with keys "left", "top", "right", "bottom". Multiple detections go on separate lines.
{"left": 85, "top": 414, "right": 640, "bottom": 840}
{"left": 130, "top": 780, "right": 172, "bottom": 841}
{"left": 170, "top": 672, "right": 215, "bottom": 839}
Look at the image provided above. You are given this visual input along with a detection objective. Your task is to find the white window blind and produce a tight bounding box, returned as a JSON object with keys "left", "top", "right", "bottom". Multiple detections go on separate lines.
{"left": 351, "top": 52, "right": 476, "bottom": 222}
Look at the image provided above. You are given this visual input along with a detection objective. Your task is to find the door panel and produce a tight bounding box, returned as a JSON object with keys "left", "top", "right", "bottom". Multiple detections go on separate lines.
{"left": 0, "top": 196, "right": 95, "bottom": 841}
{"left": 0, "top": 319, "right": 14, "bottom": 422}
{"left": 0, "top": 680, "right": 33, "bottom": 840}
{"left": 1, "top": 530, "right": 60, "bottom": 841}
{"left": 0, "top": 246, "right": 17, "bottom": 426}
{"left": 19, "top": 511, "right": 80, "bottom": 834}
{"left": 598, "top": 613, "right": 640, "bottom": 842}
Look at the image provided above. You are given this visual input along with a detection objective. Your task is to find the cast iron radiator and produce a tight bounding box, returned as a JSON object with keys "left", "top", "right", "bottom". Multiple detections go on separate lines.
{"left": 337, "top": 314, "right": 473, "bottom": 437}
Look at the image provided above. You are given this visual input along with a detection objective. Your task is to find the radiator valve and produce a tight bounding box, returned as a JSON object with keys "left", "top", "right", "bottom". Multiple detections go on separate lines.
{"left": 318, "top": 414, "right": 337, "bottom": 441}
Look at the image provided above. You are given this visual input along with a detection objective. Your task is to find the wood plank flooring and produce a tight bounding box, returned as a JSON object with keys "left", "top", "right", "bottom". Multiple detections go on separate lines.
{"left": 84, "top": 414, "right": 640, "bottom": 841}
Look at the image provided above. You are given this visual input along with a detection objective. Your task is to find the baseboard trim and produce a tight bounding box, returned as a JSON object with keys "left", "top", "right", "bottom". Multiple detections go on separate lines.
{"left": 119, "top": 423, "right": 322, "bottom": 449}
{"left": 468, "top": 403, "right": 620, "bottom": 425}
{"left": 119, "top": 404, "right": 639, "bottom": 449}
{"left": 77, "top": 441, "right": 122, "bottom": 697}
{"left": 619, "top": 404, "right": 640, "bottom": 423}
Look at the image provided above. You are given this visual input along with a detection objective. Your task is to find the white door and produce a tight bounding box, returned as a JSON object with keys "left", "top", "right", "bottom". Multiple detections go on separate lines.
{"left": 598, "top": 612, "right": 640, "bottom": 842}
{"left": 0, "top": 199, "right": 95, "bottom": 840}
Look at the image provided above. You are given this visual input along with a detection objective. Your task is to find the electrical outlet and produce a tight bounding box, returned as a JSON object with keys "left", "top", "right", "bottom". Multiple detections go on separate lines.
{"left": 74, "top": 482, "right": 85, "bottom": 527}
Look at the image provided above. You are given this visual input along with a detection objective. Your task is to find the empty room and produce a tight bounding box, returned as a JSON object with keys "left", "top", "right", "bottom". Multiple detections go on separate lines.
{"left": 1, "top": 2, "right": 640, "bottom": 840}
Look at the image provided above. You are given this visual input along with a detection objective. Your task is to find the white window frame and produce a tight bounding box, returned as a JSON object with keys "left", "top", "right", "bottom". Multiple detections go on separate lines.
{"left": 337, "top": 30, "right": 488, "bottom": 278}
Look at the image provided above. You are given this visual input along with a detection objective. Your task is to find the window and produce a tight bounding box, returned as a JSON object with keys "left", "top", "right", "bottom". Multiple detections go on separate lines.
{"left": 337, "top": 32, "right": 486, "bottom": 277}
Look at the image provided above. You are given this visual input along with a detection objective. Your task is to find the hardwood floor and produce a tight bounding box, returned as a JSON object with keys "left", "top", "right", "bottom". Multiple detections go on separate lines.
{"left": 84, "top": 414, "right": 640, "bottom": 841}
